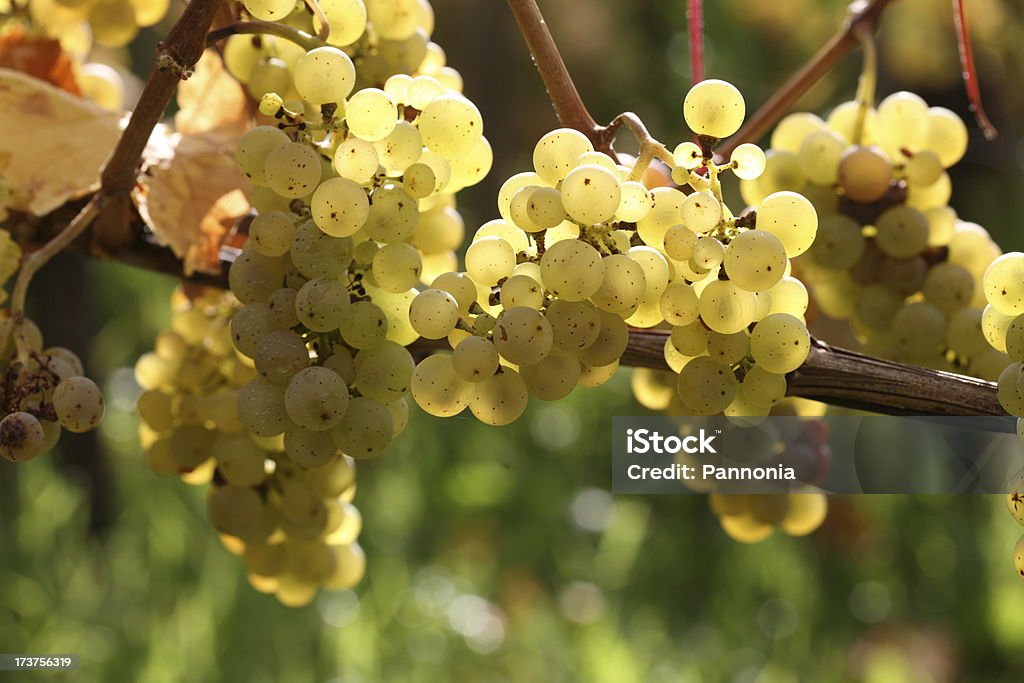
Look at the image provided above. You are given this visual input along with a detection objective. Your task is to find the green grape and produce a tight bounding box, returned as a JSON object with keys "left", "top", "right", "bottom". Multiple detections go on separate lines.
{"left": 364, "top": 285, "right": 419, "bottom": 345}
{"left": 877, "top": 91, "right": 929, "bottom": 154}
{"left": 827, "top": 101, "right": 879, "bottom": 145}
{"left": 741, "top": 366, "right": 787, "bottom": 406}
{"left": 249, "top": 211, "right": 295, "bottom": 257}
{"left": 1014, "top": 535, "right": 1024, "bottom": 579}
{"left": 837, "top": 145, "right": 892, "bottom": 204}
{"left": 890, "top": 302, "right": 946, "bottom": 361}
{"left": 767, "top": 277, "right": 809, "bottom": 317}
{"left": 137, "top": 389, "right": 174, "bottom": 431}
{"left": 578, "top": 311, "right": 629, "bottom": 367}
{"left": 591, "top": 254, "right": 646, "bottom": 315}
{"left": 660, "top": 282, "right": 700, "bottom": 326}
{"left": 387, "top": 397, "right": 410, "bottom": 438}
{"left": 475, "top": 218, "right": 530, "bottom": 253}
{"left": 407, "top": 75, "right": 445, "bottom": 110}
{"left": 236, "top": 126, "right": 290, "bottom": 186}
{"left": 525, "top": 187, "right": 566, "bottom": 229}
{"left": 333, "top": 137, "right": 379, "bottom": 184}
{"left": 741, "top": 150, "right": 804, "bottom": 206}
{"left": 363, "top": 182, "right": 418, "bottom": 243}
{"left": 0, "top": 411, "right": 46, "bottom": 462}
{"left": 578, "top": 359, "right": 620, "bottom": 388}
{"left": 499, "top": 274, "right": 543, "bottom": 309}
{"left": 922, "top": 263, "right": 974, "bottom": 314}
{"left": 546, "top": 300, "right": 601, "bottom": 353}
{"left": 238, "top": 377, "right": 292, "bottom": 437}
{"left": 403, "top": 162, "right": 438, "bottom": 199}
{"left": 89, "top": 0, "right": 138, "bottom": 47}
{"left": 692, "top": 236, "right": 725, "bottom": 270}
{"left": 972, "top": 349, "right": 1012, "bottom": 382}
{"left": 810, "top": 214, "right": 864, "bottom": 270}
{"left": 208, "top": 486, "right": 270, "bottom": 541}
{"left": 469, "top": 368, "right": 529, "bottom": 426}
{"left": 166, "top": 425, "right": 215, "bottom": 471}
{"left": 708, "top": 330, "right": 750, "bottom": 365}
{"left": 452, "top": 335, "right": 499, "bottom": 382}
{"left": 411, "top": 354, "right": 473, "bottom": 417}
{"left": 798, "top": 129, "right": 844, "bottom": 185}
{"left": 431, "top": 271, "right": 477, "bottom": 314}
{"left": 906, "top": 171, "right": 951, "bottom": 211}
{"left": 875, "top": 205, "right": 929, "bottom": 259}
{"left": 492, "top": 306, "right": 553, "bottom": 365}
{"left": 413, "top": 206, "right": 464, "bottom": 255}
{"left": 1005, "top": 316, "right": 1024, "bottom": 362}
{"left": 229, "top": 249, "right": 287, "bottom": 305}
{"left": 265, "top": 142, "right": 323, "bottom": 199}
{"left": 905, "top": 150, "right": 943, "bottom": 187}
{"left": 466, "top": 237, "right": 516, "bottom": 286}
{"left": 628, "top": 245, "right": 670, "bottom": 296}
{"left": 521, "top": 351, "right": 581, "bottom": 401}
{"left": 755, "top": 191, "right": 818, "bottom": 258}
{"left": 415, "top": 149, "right": 452, "bottom": 192}
{"left": 254, "top": 330, "right": 309, "bottom": 385}
{"left": 539, "top": 239, "right": 604, "bottom": 301}
{"left": 730, "top": 143, "right": 766, "bottom": 180}
{"left": 295, "top": 278, "right": 351, "bottom": 332}
{"left": 673, "top": 141, "right": 703, "bottom": 169}
{"left": 497, "top": 172, "right": 546, "bottom": 224}
{"left": 332, "top": 397, "right": 393, "bottom": 458}
{"left": 372, "top": 243, "right": 422, "bottom": 293}
{"left": 749, "top": 313, "right": 810, "bottom": 374}
{"left": 924, "top": 106, "right": 968, "bottom": 168}
{"left": 698, "top": 280, "right": 758, "bottom": 334}
{"left": 448, "top": 136, "right": 493, "bottom": 191}
{"left": 560, "top": 164, "right": 621, "bottom": 225}
{"left": 677, "top": 357, "right": 738, "bottom": 415}
{"left": 998, "top": 363, "right": 1024, "bottom": 415}
{"left": 946, "top": 308, "right": 989, "bottom": 359}
{"left": 770, "top": 112, "right": 825, "bottom": 152}
{"left": 323, "top": 346, "right": 357, "bottom": 385}
{"left": 780, "top": 493, "right": 828, "bottom": 537}
{"left": 310, "top": 177, "right": 370, "bottom": 238}
{"left": 948, "top": 222, "right": 999, "bottom": 277}
{"left": 981, "top": 305, "right": 1014, "bottom": 352}
{"left": 284, "top": 366, "right": 349, "bottom": 432}
{"left": 418, "top": 95, "right": 483, "bottom": 158}
{"left": 724, "top": 230, "right": 787, "bottom": 293}
{"left": 243, "top": 540, "right": 287, "bottom": 577}
{"left": 683, "top": 79, "right": 745, "bottom": 139}
{"left": 616, "top": 180, "right": 653, "bottom": 222}
{"left": 636, "top": 187, "right": 686, "bottom": 250}
{"left": 223, "top": 34, "right": 263, "bottom": 83}
{"left": 533, "top": 128, "right": 594, "bottom": 185}
{"left": 345, "top": 88, "right": 397, "bottom": 142}
{"left": 681, "top": 191, "right": 722, "bottom": 234}
{"left": 315, "top": 0, "right": 368, "bottom": 47}
{"left": 247, "top": 57, "right": 291, "bottom": 100}
{"left": 354, "top": 341, "right": 414, "bottom": 403}
{"left": 52, "top": 376, "right": 104, "bottom": 433}
{"left": 216, "top": 435, "right": 268, "bottom": 487}
{"left": 294, "top": 47, "right": 355, "bottom": 104}
{"left": 375, "top": 121, "right": 423, "bottom": 173}
{"left": 258, "top": 92, "right": 284, "bottom": 117}
{"left": 242, "top": 0, "right": 296, "bottom": 21}
{"left": 925, "top": 206, "right": 957, "bottom": 248}
{"left": 290, "top": 220, "right": 354, "bottom": 279}
{"left": 664, "top": 225, "right": 698, "bottom": 262}
{"left": 1008, "top": 469, "right": 1024, "bottom": 525}
{"left": 984, "top": 253, "right": 1024, "bottom": 316}
{"left": 409, "top": 289, "right": 460, "bottom": 339}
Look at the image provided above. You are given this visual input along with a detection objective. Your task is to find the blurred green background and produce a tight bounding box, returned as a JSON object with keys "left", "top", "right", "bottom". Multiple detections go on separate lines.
{"left": 3, "top": 0, "right": 1024, "bottom": 680}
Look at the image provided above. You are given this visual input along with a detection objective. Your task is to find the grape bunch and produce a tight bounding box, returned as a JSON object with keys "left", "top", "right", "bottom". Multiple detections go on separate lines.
{"left": 750, "top": 92, "right": 1010, "bottom": 380}
{"left": 13, "top": 0, "right": 170, "bottom": 51}
{"left": 405, "top": 79, "right": 815, "bottom": 429}
{"left": 136, "top": 288, "right": 365, "bottom": 607}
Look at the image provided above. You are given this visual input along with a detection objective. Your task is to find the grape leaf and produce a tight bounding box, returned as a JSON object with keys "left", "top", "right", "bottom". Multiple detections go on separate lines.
{"left": 0, "top": 27, "right": 81, "bottom": 95}
{"left": 0, "top": 68, "right": 120, "bottom": 216}
{"left": 174, "top": 49, "right": 249, "bottom": 135}
{"left": 136, "top": 127, "right": 251, "bottom": 275}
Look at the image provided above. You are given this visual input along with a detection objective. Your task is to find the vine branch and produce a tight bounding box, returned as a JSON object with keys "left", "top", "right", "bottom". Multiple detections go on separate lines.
{"left": 952, "top": 0, "right": 997, "bottom": 140}
{"left": 688, "top": 0, "right": 704, "bottom": 85}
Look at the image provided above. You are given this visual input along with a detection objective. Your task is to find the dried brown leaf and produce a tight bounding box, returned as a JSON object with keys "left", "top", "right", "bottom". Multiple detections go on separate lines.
{"left": 0, "top": 27, "right": 81, "bottom": 95}
{"left": 174, "top": 49, "right": 249, "bottom": 135}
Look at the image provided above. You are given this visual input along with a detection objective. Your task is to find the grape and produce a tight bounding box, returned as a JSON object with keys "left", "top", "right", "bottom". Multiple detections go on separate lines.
{"left": 724, "top": 230, "right": 787, "bottom": 292}
{"left": 810, "top": 214, "right": 864, "bottom": 270}
{"left": 492, "top": 307, "right": 553, "bottom": 366}
{"left": 730, "top": 143, "right": 766, "bottom": 180}
{"left": 265, "top": 142, "right": 323, "bottom": 199}
{"left": 79, "top": 62, "right": 124, "bottom": 111}
{"left": 521, "top": 351, "right": 581, "bottom": 401}
{"left": 698, "top": 280, "right": 758, "bottom": 334}
{"left": 249, "top": 211, "right": 295, "bottom": 257}
{"left": 660, "top": 282, "right": 700, "bottom": 326}
{"left": 683, "top": 79, "right": 745, "bottom": 139}
{"left": 316, "top": 0, "right": 369, "bottom": 47}
{"left": 411, "top": 354, "right": 473, "bottom": 417}
{"left": 771, "top": 112, "right": 826, "bottom": 152}
{"left": 238, "top": 377, "right": 292, "bottom": 437}
{"left": 578, "top": 311, "right": 629, "bottom": 367}
{"left": 0, "top": 411, "right": 45, "bottom": 463}
{"left": 546, "top": 300, "right": 601, "bottom": 353}
{"left": 236, "top": 126, "right": 290, "bottom": 186}
{"left": 875, "top": 205, "right": 928, "bottom": 259}
{"left": 671, "top": 141, "right": 703, "bottom": 170}
{"left": 664, "top": 225, "right": 698, "bottom": 262}
{"left": 708, "top": 330, "right": 750, "bottom": 365}
{"left": 409, "top": 289, "right": 460, "bottom": 339}
{"left": 354, "top": 341, "right": 414, "bottom": 403}
{"left": 345, "top": 88, "right": 397, "bottom": 142}
{"left": 905, "top": 150, "right": 943, "bottom": 187}
{"left": 310, "top": 177, "right": 370, "bottom": 238}
{"left": 1014, "top": 535, "right": 1024, "bottom": 579}
{"left": 53, "top": 376, "right": 105, "bottom": 433}
{"left": 332, "top": 397, "right": 393, "bottom": 458}
{"left": 229, "top": 249, "right": 287, "bottom": 305}
{"left": 414, "top": 207, "right": 465, "bottom": 255}
{"left": 290, "top": 220, "right": 354, "bottom": 279}
{"left": 827, "top": 101, "right": 878, "bottom": 145}
{"left": 677, "top": 357, "right": 738, "bottom": 415}
{"left": 404, "top": 162, "right": 438, "bottom": 198}
{"left": 364, "top": 182, "right": 417, "bottom": 243}
{"left": 431, "top": 272, "right": 477, "bottom": 314}
{"left": 418, "top": 95, "right": 483, "bottom": 158}
{"left": 324, "top": 542, "right": 366, "bottom": 589}
{"left": 526, "top": 187, "right": 566, "bottom": 229}
{"left": 755, "top": 191, "right": 818, "bottom": 257}
{"left": 533, "top": 128, "right": 594, "bottom": 184}
{"left": 208, "top": 486, "right": 269, "bottom": 541}
{"left": 242, "top": 0, "right": 296, "bottom": 21}
{"left": 560, "top": 164, "right": 621, "bottom": 225}
{"left": 781, "top": 493, "right": 828, "bottom": 536}
{"left": 578, "top": 360, "right": 620, "bottom": 388}
{"left": 837, "top": 145, "right": 892, "bottom": 204}
{"left": 681, "top": 191, "right": 722, "bottom": 234}
{"left": 749, "top": 313, "right": 810, "bottom": 374}
{"left": 921, "top": 263, "right": 974, "bottom": 314}
{"left": 231, "top": 303, "right": 282, "bottom": 358}
{"left": 692, "top": 236, "right": 725, "bottom": 271}
{"left": 946, "top": 308, "right": 988, "bottom": 359}
{"left": 372, "top": 243, "right": 422, "bottom": 293}
{"left": 1005, "top": 316, "right": 1024, "bottom": 362}
{"left": 741, "top": 366, "right": 787, "bottom": 406}
{"left": 466, "top": 236, "right": 516, "bottom": 286}
{"left": 89, "top": 1, "right": 138, "bottom": 47}
{"left": 924, "top": 107, "right": 969, "bottom": 168}
{"left": 767, "top": 277, "right": 809, "bottom": 317}
{"left": 333, "top": 137, "right": 379, "bottom": 184}
{"left": 539, "top": 239, "right": 604, "bottom": 301}
{"left": 452, "top": 336, "right": 499, "bottom": 383}
{"left": 448, "top": 136, "right": 494, "bottom": 191}
{"left": 216, "top": 435, "right": 269, "bottom": 487}
{"left": 296, "top": 278, "right": 351, "bottom": 332}
{"left": 628, "top": 246, "right": 671, "bottom": 296}
{"left": 294, "top": 47, "right": 356, "bottom": 104}
{"left": 469, "top": 368, "right": 529, "bottom": 426}
{"left": 984, "top": 253, "right": 1024, "bottom": 316}
{"left": 375, "top": 121, "right": 423, "bottom": 172}
{"left": 998, "top": 363, "right": 1024, "bottom": 415}
{"left": 878, "top": 91, "right": 929, "bottom": 153}
{"left": 798, "top": 130, "right": 844, "bottom": 185}
{"left": 254, "top": 331, "right": 309, "bottom": 385}
{"left": 1008, "top": 469, "right": 1024, "bottom": 525}
{"left": 284, "top": 366, "right": 349, "bottom": 432}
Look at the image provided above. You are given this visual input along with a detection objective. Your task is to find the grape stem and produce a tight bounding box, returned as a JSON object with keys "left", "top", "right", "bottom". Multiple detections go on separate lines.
{"left": 952, "top": 0, "right": 998, "bottom": 140}
{"left": 206, "top": 20, "right": 325, "bottom": 51}
{"left": 716, "top": 0, "right": 895, "bottom": 157}
{"left": 604, "top": 113, "right": 675, "bottom": 181}
{"left": 851, "top": 22, "right": 876, "bottom": 146}
{"left": 304, "top": 0, "right": 330, "bottom": 42}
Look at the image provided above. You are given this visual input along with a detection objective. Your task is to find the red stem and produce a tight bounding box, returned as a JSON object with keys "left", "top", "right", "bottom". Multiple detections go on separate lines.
{"left": 688, "top": 0, "right": 704, "bottom": 84}
{"left": 952, "top": 0, "right": 997, "bottom": 140}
